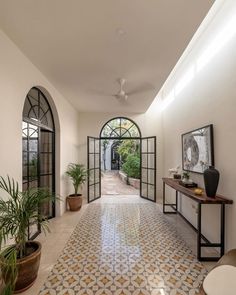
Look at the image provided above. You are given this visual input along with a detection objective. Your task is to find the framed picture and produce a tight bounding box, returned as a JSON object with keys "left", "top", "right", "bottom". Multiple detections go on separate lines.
{"left": 182, "top": 124, "right": 214, "bottom": 174}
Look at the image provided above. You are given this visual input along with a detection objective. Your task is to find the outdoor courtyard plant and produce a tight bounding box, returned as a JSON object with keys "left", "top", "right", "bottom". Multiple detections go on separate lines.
{"left": 122, "top": 154, "right": 140, "bottom": 179}
{"left": 0, "top": 176, "right": 54, "bottom": 294}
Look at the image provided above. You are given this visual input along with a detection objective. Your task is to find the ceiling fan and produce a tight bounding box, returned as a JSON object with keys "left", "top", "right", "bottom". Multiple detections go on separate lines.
{"left": 90, "top": 78, "right": 155, "bottom": 101}
{"left": 113, "top": 78, "right": 128, "bottom": 101}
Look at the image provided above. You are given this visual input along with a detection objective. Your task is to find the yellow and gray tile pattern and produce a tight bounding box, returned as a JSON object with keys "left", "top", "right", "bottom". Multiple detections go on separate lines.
{"left": 39, "top": 202, "right": 206, "bottom": 295}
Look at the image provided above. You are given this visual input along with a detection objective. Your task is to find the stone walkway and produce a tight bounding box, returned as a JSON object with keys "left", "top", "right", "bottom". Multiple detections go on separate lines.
{"left": 101, "top": 171, "right": 139, "bottom": 196}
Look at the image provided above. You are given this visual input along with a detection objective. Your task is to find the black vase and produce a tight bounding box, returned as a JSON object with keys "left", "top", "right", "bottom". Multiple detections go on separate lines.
{"left": 203, "top": 166, "right": 220, "bottom": 198}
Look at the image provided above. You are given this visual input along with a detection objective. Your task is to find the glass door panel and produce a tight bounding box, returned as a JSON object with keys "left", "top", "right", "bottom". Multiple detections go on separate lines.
{"left": 87, "top": 137, "right": 101, "bottom": 203}
{"left": 140, "top": 136, "right": 156, "bottom": 202}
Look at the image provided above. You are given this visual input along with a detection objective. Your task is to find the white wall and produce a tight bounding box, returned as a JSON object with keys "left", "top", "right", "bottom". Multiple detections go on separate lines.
{"left": 148, "top": 0, "right": 236, "bottom": 251}
{"left": 0, "top": 30, "right": 80, "bottom": 215}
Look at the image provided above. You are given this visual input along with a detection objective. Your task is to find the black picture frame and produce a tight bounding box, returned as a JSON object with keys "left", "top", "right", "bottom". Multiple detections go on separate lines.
{"left": 182, "top": 124, "right": 214, "bottom": 174}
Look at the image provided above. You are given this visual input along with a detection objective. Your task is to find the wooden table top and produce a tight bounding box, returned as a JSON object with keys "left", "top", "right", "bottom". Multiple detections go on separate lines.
{"left": 162, "top": 178, "right": 233, "bottom": 204}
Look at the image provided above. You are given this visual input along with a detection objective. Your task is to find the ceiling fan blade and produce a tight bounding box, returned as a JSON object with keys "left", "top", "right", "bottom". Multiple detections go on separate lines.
{"left": 127, "top": 83, "right": 155, "bottom": 96}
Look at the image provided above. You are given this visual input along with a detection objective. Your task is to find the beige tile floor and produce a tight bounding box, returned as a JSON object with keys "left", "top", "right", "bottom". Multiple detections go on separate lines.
{"left": 20, "top": 195, "right": 215, "bottom": 295}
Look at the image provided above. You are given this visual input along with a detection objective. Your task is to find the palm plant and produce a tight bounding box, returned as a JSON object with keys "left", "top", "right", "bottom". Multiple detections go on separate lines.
{"left": 0, "top": 176, "right": 54, "bottom": 294}
{"left": 66, "top": 163, "right": 87, "bottom": 195}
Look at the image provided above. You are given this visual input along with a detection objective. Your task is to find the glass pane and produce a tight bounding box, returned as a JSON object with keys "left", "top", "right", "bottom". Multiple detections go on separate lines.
{"left": 89, "top": 154, "right": 94, "bottom": 169}
{"left": 142, "top": 154, "right": 147, "bottom": 167}
{"left": 141, "top": 183, "right": 147, "bottom": 198}
{"left": 29, "top": 153, "right": 38, "bottom": 180}
{"left": 28, "top": 88, "right": 39, "bottom": 101}
{"left": 120, "top": 127, "right": 128, "bottom": 137}
{"left": 23, "top": 165, "right": 28, "bottom": 179}
{"left": 23, "top": 152, "right": 28, "bottom": 165}
{"left": 29, "top": 106, "right": 39, "bottom": 121}
{"left": 142, "top": 168, "right": 147, "bottom": 183}
{"left": 39, "top": 94, "right": 49, "bottom": 113}
{"left": 89, "top": 138, "right": 94, "bottom": 152}
{"left": 41, "top": 132, "right": 53, "bottom": 152}
{"left": 121, "top": 118, "right": 132, "bottom": 130}
{"left": 148, "top": 169, "right": 155, "bottom": 185}
{"left": 142, "top": 139, "right": 147, "bottom": 153}
{"left": 101, "top": 124, "right": 112, "bottom": 137}
{"left": 95, "top": 139, "right": 100, "bottom": 153}
{"left": 148, "top": 154, "right": 155, "bottom": 169}
{"left": 28, "top": 124, "right": 38, "bottom": 138}
{"left": 29, "top": 139, "right": 38, "bottom": 152}
{"left": 22, "top": 122, "right": 28, "bottom": 137}
{"left": 95, "top": 183, "right": 100, "bottom": 198}
{"left": 148, "top": 185, "right": 155, "bottom": 201}
{"left": 89, "top": 185, "right": 95, "bottom": 201}
{"left": 23, "top": 181, "right": 28, "bottom": 191}
{"left": 110, "top": 127, "right": 120, "bottom": 137}
{"left": 148, "top": 138, "right": 155, "bottom": 153}
{"left": 95, "top": 154, "right": 100, "bottom": 168}
{"left": 89, "top": 169, "right": 95, "bottom": 184}
{"left": 41, "top": 112, "right": 52, "bottom": 129}
{"left": 28, "top": 179, "right": 38, "bottom": 189}
{"left": 109, "top": 118, "right": 120, "bottom": 130}
{"left": 40, "top": 153, "right": 52, "bottom": 174}
{"left": 129, "top": 125, "right": 140, "bottom": 137}
{"left": 40, "top": 175, "right": 53, "bottom": 217}
{"left": 40, "top": 174, "right": 52, "bottom": 189}
{"left": 23, "top": 98, "right": 31, "bottom": 119}
{"left": 95, "top": 169, "right": 100, "bottom": 183}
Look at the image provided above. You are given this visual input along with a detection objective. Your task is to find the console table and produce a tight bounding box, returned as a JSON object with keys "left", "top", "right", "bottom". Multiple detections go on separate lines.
{"left": 162, "top": 177, "right": 233, "bottom": 261}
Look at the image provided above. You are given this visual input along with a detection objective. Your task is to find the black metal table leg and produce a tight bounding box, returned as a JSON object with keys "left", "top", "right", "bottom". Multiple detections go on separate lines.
{"left": 163, "top": 181, "right": 166, "bottom": 213}
{"left": 220, "top": 204, "right": 225, "bottom": 257}
{"left": 197, "top": 203, "right": 202, "bottom": 260}
{"left": 176, "top": 190, "right": 178, "bottom": 211}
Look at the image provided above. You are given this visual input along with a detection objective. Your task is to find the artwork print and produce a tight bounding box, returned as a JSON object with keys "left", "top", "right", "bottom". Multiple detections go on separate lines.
{"left": 182, "top": 125, "right": 214, "bottom": 173}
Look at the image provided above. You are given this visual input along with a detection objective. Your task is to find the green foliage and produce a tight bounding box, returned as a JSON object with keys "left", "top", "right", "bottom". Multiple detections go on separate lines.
{"left": 66, "top": 163, "right": 87, "bottom": 195}
{"left": 122, "top": 154, "right": 140, "bottom": 179}
{"left": 117, "top": 140, "right": 139, "bottom": 163}
{"left": 0, "top": 176, "right": 55, "bottom": 294}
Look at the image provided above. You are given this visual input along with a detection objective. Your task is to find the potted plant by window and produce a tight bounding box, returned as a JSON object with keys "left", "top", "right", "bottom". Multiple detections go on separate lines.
{"left": 0, "top": 176, "right": 54, "bottom": 294}
{"left": 66, "top": 163, "right": 87, "bottom": 211}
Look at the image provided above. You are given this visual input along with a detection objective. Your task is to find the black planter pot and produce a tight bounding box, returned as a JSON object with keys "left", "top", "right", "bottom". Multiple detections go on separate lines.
{"left": 204, "top": 166, "right": 220, "bottom": 198}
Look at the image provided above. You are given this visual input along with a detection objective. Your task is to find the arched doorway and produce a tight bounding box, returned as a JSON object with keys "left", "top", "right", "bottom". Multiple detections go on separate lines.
{"left": 87, "top": 117, "right": 156, "bottom": 203}
{"left": 22, "top": 87, "right": 55, "bottom": 239}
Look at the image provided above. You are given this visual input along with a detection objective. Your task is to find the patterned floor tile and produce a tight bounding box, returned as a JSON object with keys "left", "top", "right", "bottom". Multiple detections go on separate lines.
{"left": 39, "top": 203, "right": 207, "bottom": 295}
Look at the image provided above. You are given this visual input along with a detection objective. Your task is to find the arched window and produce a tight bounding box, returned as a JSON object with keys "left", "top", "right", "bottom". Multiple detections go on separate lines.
{"left": 100, "top": 117, "right": 141, "bottom": 138}
{"left": 22, "top": 87, "right": 55, "bottom": 236}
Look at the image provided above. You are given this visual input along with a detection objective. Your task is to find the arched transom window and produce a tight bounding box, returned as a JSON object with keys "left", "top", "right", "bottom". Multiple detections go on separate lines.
{"left": 100, "top": 117, "right": 141, "bottom": 138}
{"left": 23, "top": 87, "right": 54, "bottom": 130}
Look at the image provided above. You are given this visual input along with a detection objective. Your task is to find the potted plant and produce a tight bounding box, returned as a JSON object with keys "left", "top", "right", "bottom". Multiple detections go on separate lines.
{"left": 66, "top": 163, "right": 87, "bottom": 211}
{"left": 0, "top": 176, "right": 54, "bottom": 294}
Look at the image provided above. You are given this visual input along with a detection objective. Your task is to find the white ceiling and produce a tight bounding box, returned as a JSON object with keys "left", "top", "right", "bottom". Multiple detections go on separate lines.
{"left": 0, "top": 0, "right": 214, "bottom": 113}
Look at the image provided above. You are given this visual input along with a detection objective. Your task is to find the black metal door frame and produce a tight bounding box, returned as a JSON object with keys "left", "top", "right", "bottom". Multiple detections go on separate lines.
{"left": 88, "top": 135, "right": 157, "bottom": 202}
{"left": 140, "top": 136, "right": 157, "bottom": 202}
{"left": 87, "top": 136, "right": 101, "bottom": 203}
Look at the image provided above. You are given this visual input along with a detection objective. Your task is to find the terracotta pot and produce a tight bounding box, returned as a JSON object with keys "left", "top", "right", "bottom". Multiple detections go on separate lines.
{"left": 67, "top": 194, "right": 82, "bottom": 211}
{"left": 14, "top": 241, "right": 41, "bottom": 293}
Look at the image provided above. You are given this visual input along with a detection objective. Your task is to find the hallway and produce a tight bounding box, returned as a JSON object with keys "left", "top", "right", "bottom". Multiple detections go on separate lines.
{"left": 32, "top": 196, "right": 210, "bottom": 295}
{"left": 101, "top": 171, "right": 139, "bottom": 196}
